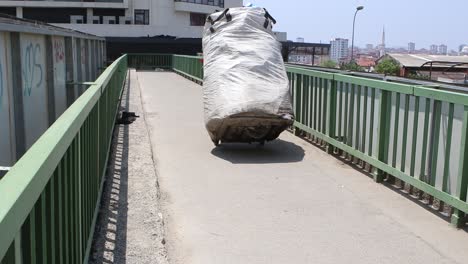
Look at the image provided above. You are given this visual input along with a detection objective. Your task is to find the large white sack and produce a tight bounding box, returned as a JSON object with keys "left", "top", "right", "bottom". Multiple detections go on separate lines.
{"left": 202, "top": 7, "right": 293, "bottom": 135}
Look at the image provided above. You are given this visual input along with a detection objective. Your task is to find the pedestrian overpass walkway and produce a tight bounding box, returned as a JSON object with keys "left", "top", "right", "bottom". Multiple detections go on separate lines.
{"left": 103, "top": 69, "right": 468, "bottom": 264}
{"left": 3, "top": 55, "right": 468, "bottom": 264}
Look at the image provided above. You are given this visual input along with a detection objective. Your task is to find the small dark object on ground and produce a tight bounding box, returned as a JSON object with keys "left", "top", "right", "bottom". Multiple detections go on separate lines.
{"left": 117, "top": 111, "right": 140, "bottom": 124}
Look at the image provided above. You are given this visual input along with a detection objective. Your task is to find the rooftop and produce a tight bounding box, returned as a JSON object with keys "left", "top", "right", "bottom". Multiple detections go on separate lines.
{"left": 386, "top": 53, "right": 468, "bottom": 68}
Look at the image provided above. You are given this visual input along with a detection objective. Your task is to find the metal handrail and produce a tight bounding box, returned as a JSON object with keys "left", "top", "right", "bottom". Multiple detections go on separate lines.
{"left": 0, "top": 55, "right": 128, "bottom": 262}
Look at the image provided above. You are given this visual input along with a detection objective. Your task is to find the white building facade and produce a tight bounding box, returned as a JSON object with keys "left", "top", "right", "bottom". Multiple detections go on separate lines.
{"left": 330, "top": 38, "right": 348, "bottom": 63}
{"left": 0, "top": 0, "right": 242, "bottom": 38}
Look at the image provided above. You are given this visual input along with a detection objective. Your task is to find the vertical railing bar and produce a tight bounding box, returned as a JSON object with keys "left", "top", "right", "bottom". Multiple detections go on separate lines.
{"left": 410, "top": 97, "right": 420, "bottom": 177}
{"left": 40, "top": 191, "right": 48, "bottom": 264}
{"left": 368, "top": 88, "right": 376, "bottom": 156}
{"left": 304, "top": 76, "right": 309, "bottom": 128}
{"left": 348, "top": 84, "right": 355, "bottom": 148}
{"left": 400, "top": 94, "right": 410, "bottom": 173}
{"left": 392, "top": 92, "right": 400, "bottom": 168}
{"left": 70, "top": 139, "right": 76, "bottom": 264}
{"left": 81, "top": 123, "right": 86, "bottom": 252}
{"left": 343, "top": 82, "right": 349, "bottom": 145}
{"left": 318, "top": 78, "right": 323, "bottom": 134}
{"left": 77, "top": 131, "right": 83, "bottom": 262}
{"left": 308, "top": 76, "right": 313, "bottom": 128}
{"left": 355, "top": 85, "right": 361, "bottom": 151}
{"left": 361, "top": 86, "right": 368, "bottom": 154}
{"left": 322, "top": 79, "right": 328, "bottom": 135}
{"left": 64, "top": 148, "right": 70, "bottom": 264}
{"left": 429, "top": 100, "right": 442, "bottom": 187}
{"left": 327, "top": 77, "right": 337, "bottom": 154}
{"left": 299, "top": 74, "right": 304, "bottom": 126}
{"left": 313, "top": 77, "right": 318, "bottom": 131}
{"left": 442, "top": 103, "right": 454, "bottom": 193}
{"left": 420, "top": 98, "right": 431, "bottom": 181}
{"left": 49, "top": 172, "right": 56, "bottom": 264}
{"left": 375, "top": 90, "right": 391, "bottom": 182}
{"left": 29, "top": 206, "right": 36, "bottom": 264}
{"left": 338, "top": 82, "right": 343, "bottom": 141}
{"left": 57, "top": 161, "right": 64, "bottom": 264}
{"left": 87, "top": 116, "right": 92, "bottom": 240}
{"left": 293, "top": 74, "right": 300, "bottom": 135}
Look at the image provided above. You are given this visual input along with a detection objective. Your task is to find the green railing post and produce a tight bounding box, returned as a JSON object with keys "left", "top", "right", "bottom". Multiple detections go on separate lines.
{"left": 326, "top": 78, "right": 337, "bottom": 154}
{"left": 293, "top": 74, "right": 302, "bottom": 136}
{"left": 375, "top": 90, "right": 391, "bottom": 183}
{"left": 451, "top": 105, "right": 468, "bottom": 227}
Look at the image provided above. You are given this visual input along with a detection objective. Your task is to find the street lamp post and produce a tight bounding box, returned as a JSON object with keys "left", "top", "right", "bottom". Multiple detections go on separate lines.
{"left": 351, "top": 6, "right": 364, "bottom": 63}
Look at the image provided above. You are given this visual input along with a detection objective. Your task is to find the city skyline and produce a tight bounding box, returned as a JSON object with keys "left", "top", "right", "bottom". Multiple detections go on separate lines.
{"left": 246, "top": 0, "right": 467, "bottom": 50}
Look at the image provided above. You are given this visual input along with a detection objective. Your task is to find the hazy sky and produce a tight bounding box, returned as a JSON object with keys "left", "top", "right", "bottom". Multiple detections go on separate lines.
{"left": 245, "top": 0, "right": 467, "bottom": 50}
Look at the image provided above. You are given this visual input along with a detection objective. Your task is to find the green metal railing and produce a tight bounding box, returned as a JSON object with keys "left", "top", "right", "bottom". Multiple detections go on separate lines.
{"left": 0, "top": 55, "right": 128, "bottom": 263}
{"left": 127, "top": 53, "right": 468, "bottom": 227}
{"left": 127, "top": 53, "right": 172, "bottom": 70}
{"left": 288, "top": 66, "right": 468, "bottom": 227}
{"left": 128, "top": 54, "right": 203, "bottom": 82}
{"left": 172, "top": 55, "right": 203, "bottom": 82}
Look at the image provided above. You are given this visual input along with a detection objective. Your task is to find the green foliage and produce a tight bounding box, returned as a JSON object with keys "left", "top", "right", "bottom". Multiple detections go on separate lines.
{"left": 375, "top": 58, "right": 400, "bottom": 75}
{"left": 340, "top": 62, "right": 364, "bottom": 72}
{"left": 320, "top": 60, "right": 338, "bottom": 68}
{"left": 407, "top": 72, "right": 431, "bottom": 80}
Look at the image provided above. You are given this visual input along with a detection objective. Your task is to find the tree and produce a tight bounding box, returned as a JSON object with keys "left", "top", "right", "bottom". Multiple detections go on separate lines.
{"left": 340, "top": 61, "right": 364, "bottom": 72}
{"left": 320, "top": 60, "right": 338, "bottom": 68}
{"left": 375, "top": 58, "right": 400, "bottom": 75}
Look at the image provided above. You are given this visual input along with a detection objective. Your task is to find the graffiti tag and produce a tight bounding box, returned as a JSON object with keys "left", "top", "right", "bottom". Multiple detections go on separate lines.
{"left": 53, "top": 39, "right": 65, "bottom": 63}
{"left": 22, "top": 43, "right": 43, "bottom": 96}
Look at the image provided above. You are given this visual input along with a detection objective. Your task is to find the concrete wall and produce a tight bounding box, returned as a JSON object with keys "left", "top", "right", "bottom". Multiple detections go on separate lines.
{"left": 0, "top": 32, "right": 15, "bottom": 166}
{"left": 0, "top": 24, "right": 105, "bottom": 167}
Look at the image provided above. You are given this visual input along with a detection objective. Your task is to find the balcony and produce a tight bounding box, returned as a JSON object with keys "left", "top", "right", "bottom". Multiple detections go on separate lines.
{"left": 174, "top": 0, "right": 224, "bottom": 14}
{"left": 175, "top": 0, "right": 224, "bottom": 8}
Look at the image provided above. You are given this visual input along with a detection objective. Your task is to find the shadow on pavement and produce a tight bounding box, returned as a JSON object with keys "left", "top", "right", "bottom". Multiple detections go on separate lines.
{"left": 211, "top": 139, "right": 305, "bottom": 164}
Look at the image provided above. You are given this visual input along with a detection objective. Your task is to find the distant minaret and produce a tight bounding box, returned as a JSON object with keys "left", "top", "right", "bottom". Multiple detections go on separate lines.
{"left": 380, "top": 26, "right": 386, "bottom": 57}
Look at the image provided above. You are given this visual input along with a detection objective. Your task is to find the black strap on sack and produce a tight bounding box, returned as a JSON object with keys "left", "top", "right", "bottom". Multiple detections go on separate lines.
{"left": 208, "top": 8, "right": 232, "bottom": 33}
{"left": 263, "top": 8, "right": 277, "bottom": 29}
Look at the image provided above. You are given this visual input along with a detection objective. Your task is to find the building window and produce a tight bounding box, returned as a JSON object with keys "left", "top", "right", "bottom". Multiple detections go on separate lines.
{"left": 190, "top": 13, "right": 206, "bottom": 26}
{"left": 134, "top": 9, "right": 149, "bottom": 25}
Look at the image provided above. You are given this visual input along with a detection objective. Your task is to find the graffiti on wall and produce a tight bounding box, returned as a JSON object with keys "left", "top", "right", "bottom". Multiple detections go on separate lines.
{"left": 22, "top": 42, "right": 43, "bottom": 96}
{"left": 54, "top": 39, "right": 65, "bottom": 63}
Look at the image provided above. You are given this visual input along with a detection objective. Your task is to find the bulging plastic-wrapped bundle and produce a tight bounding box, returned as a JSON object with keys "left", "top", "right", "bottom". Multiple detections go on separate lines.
{"left": 202, "top": 7, "right": 294, "bottom": 146}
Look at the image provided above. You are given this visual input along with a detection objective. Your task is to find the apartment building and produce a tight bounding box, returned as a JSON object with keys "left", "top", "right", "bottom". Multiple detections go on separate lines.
{"left": 330, "top": 38, "right": 348, "bottom": 63}
{"left": 0, "top": 0, "right": 243, "bottom": 38}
